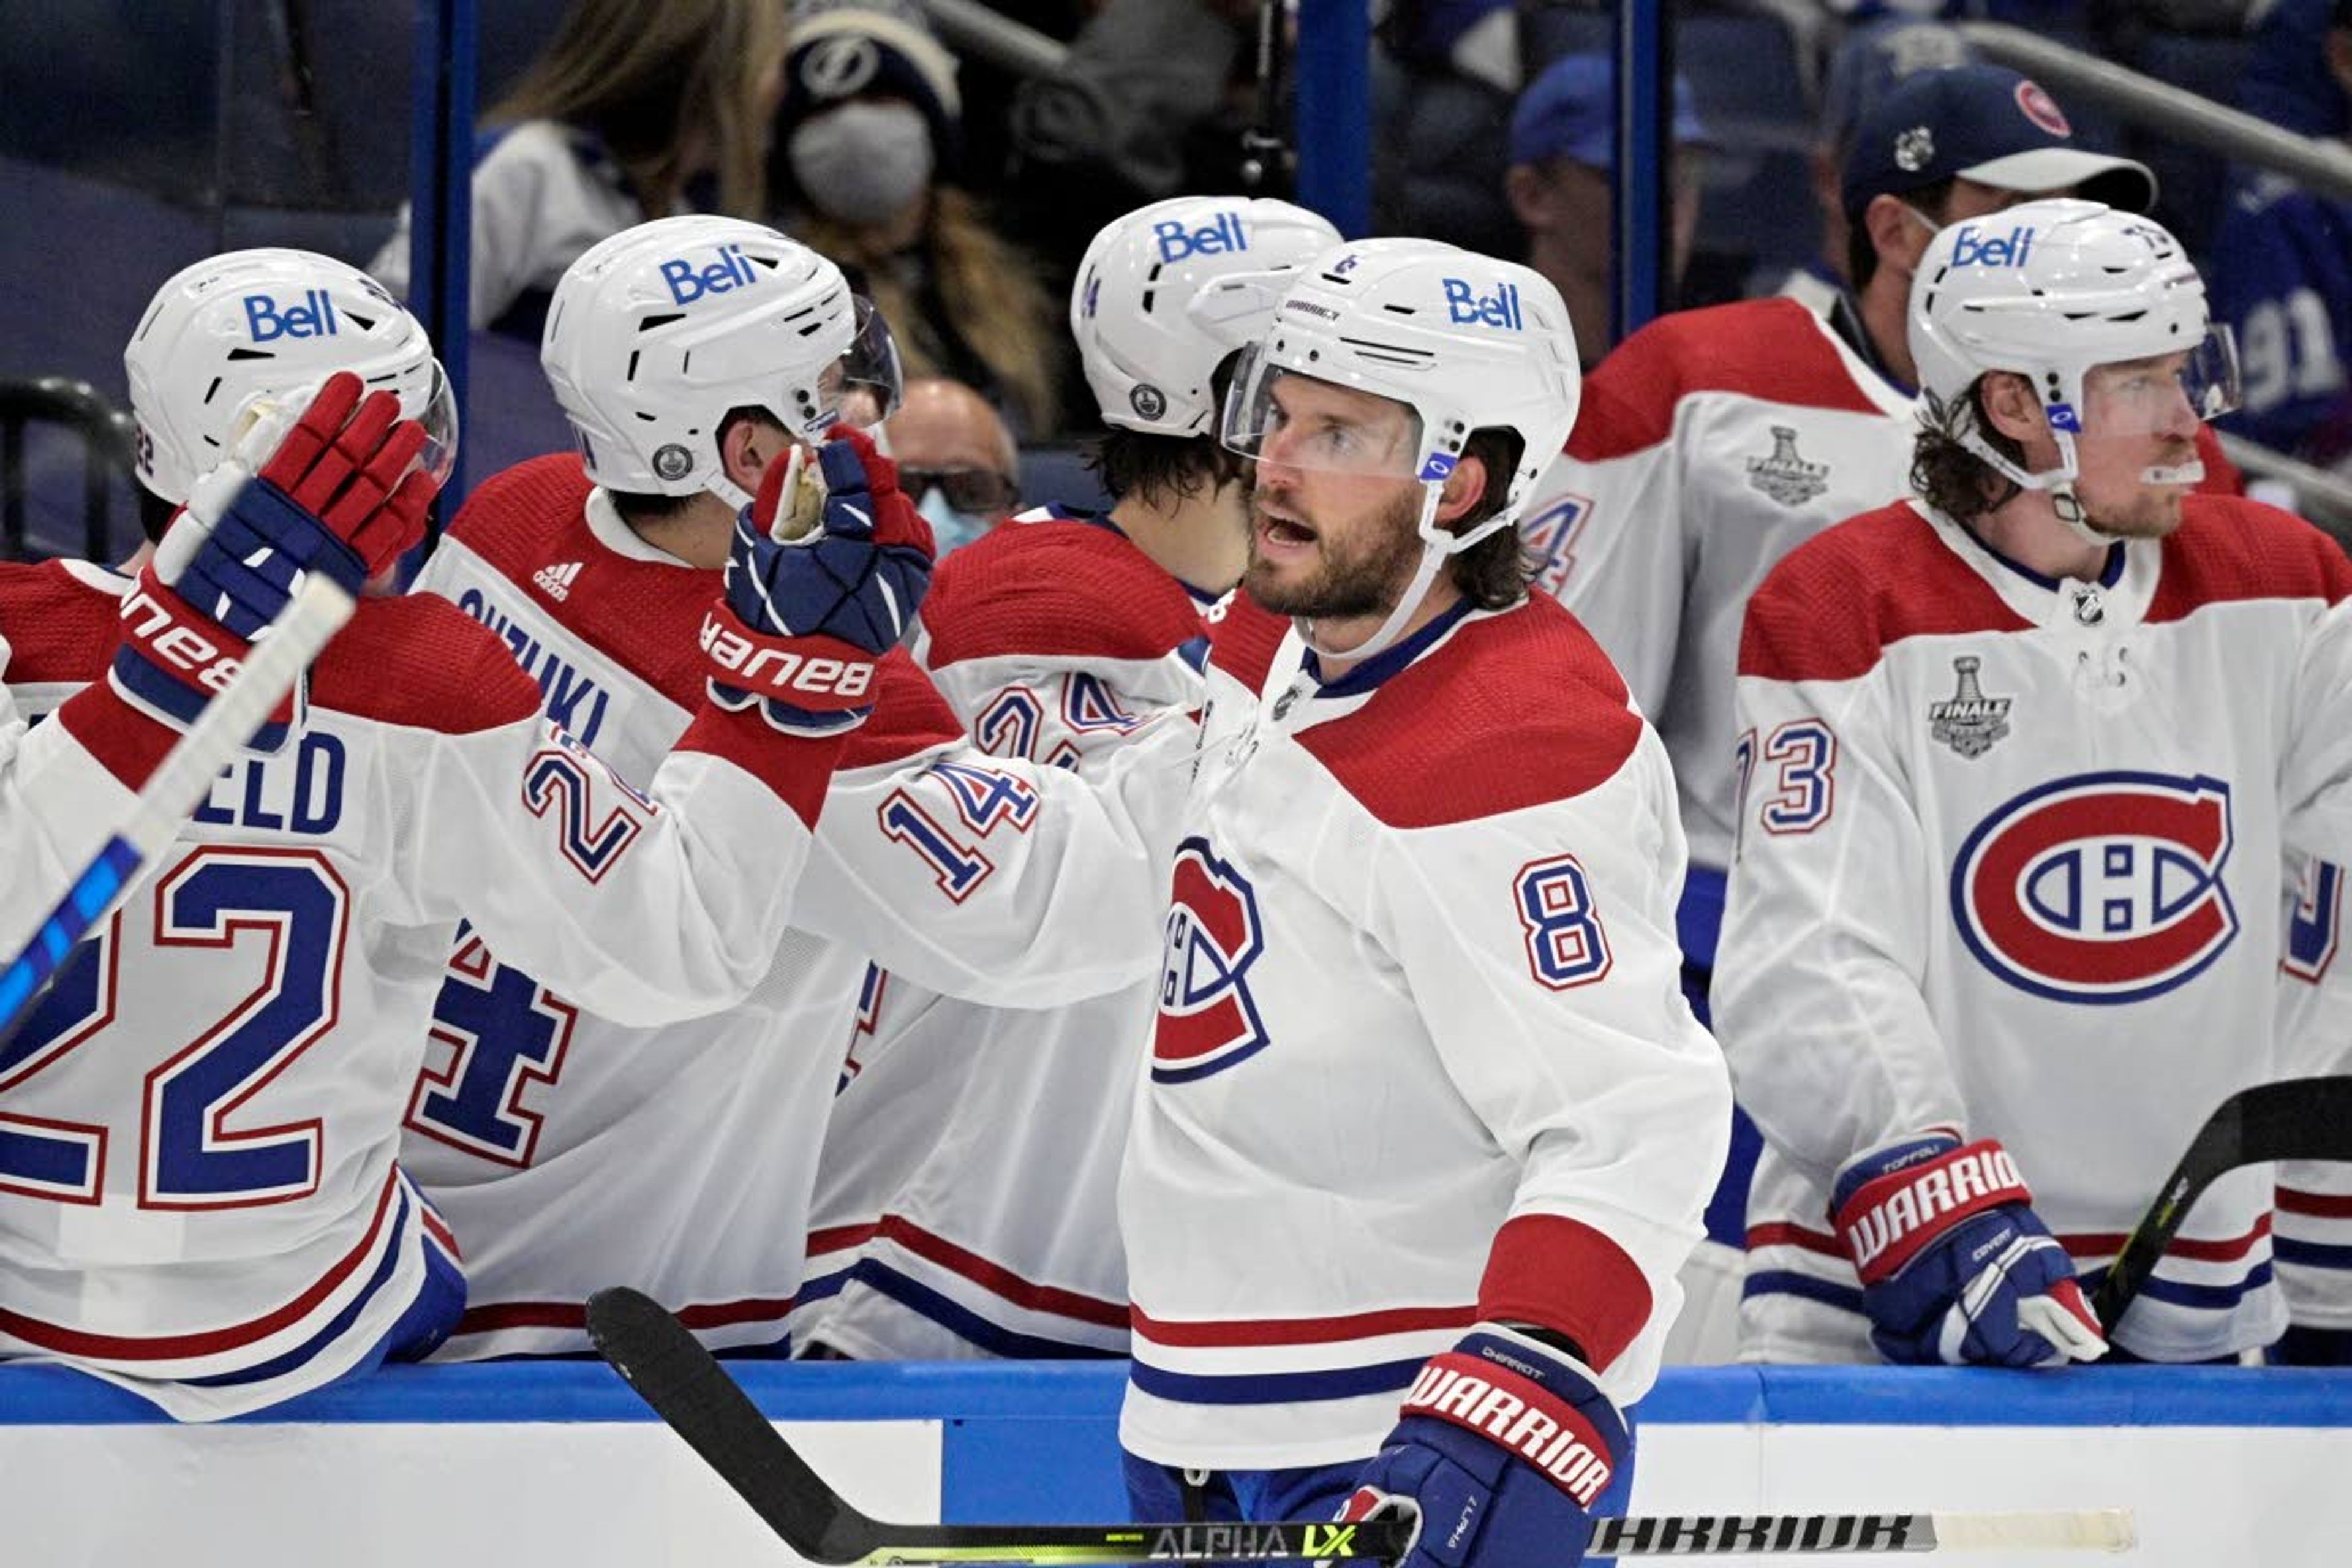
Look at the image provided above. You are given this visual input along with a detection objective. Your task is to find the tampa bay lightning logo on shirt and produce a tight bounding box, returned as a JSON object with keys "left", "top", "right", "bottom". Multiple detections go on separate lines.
{"left": 1153, "top": 836, "right": 1271, "bottom": 1083}
{"left": 1951, "top": 771, "right": 2237, "bottom": 1005}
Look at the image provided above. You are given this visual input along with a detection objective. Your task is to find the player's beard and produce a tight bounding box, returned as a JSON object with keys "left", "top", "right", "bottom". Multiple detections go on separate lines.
{"left": 2079, "top": 435, "right": 2199, "bottom": 540}
{"left": 1244, "top": 486, "right": 1425, "bottom": 621}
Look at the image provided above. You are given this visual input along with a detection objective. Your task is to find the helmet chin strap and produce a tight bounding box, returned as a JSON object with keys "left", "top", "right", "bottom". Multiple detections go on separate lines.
{"left": 1297, "top": 485, "right": 1511, "bottom": 665}
{"left": 1961, "top": 427, "right": 2114, "bottom": 550}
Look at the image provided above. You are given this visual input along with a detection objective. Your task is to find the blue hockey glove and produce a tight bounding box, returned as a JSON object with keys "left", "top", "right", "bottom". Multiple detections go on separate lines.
{"left": 114, "top": 372, "right": 438, "bottom": 749}
{"left": 704, "top": 426, "right": 935, "bottom": 734}
{"left": 1832, "top": 1136, "right": 2106, "bottom": 1368}
{"left": 1333, "top": 1326, "right": 1626, "bottom": 1568}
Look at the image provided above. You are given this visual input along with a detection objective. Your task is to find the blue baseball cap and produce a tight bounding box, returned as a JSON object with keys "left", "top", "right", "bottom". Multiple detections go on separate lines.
{"left": 1840, "top": 64, "right": 2154, "bottom": 217}
{"left": 1509, "top": 53, "right": 1713, "bottom": 171}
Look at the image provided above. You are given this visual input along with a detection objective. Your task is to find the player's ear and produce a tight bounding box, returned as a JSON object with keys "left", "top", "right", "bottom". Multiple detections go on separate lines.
{"left": 1433, "top": 451, "right": 1489, "bottom": 527}
{"left": 720, "top": 415, "right": 785, "bottom": 497}
{"left": 1978, "top": 371, "right": 2047, "bottom": 445}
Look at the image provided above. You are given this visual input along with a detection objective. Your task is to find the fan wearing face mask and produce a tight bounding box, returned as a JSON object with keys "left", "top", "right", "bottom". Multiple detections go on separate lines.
{"left": 882, "top": 377, "right": 1022, "bottom": 557}
{"left": 772, "top": 0, "right": 1067, "bottom": 437}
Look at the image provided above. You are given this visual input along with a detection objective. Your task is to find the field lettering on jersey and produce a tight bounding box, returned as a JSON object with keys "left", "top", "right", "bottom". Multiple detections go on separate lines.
{"left": 1153, "top": 837, "right": 1271, "bottom": 1084}
{"left": 659, "top": 242, "right": 757, "bottom": 306}
{"left": 1951, "top": 771, "right": 2238, "bottom": 1005}
{"left": 192, "top": 730, "right": 347, "bottom": 837}
{"left": 243, "top": 288, "right": 339, "bottom": 343}
{"left": 455, "top": 587, "right": 612, "bottom": 747}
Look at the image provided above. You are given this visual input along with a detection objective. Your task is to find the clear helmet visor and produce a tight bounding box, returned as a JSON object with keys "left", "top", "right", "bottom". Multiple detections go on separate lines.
{"left": 813, "top": 295, "right": 905, "bottom": 434}
{"left": 231, "top": 358, "right": 461, "bottom": 488}
{"left": 1219, "top": 342, "right": 1432, "bottom": 480}
{"left": 2068, "top": 326, "right": 2242, "bottom": 439}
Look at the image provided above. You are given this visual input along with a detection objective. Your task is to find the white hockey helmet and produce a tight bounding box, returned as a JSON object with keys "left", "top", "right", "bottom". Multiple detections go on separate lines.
{"left": 125, "top": 247, "right": 454, "bottom": 505}
{"left": 1220, "top": 238, "right": 1581, "bottom": 658}
{"left": 540, "top": 215, "right": 903, "bottom": 508}
{"left": 1910, "top": 198, "right": 2238, "bottom": 527}
{"left": 1070, "top": 195, "right": 1341, "bottom": 437}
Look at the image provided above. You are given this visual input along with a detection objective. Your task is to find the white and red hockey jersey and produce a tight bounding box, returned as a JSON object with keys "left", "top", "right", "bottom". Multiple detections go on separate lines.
{"left": 794, "top": 508, "right": 1213, "bottom": 1360}
{"left": 1716, "top": 496, "right": 2352, "bottom": 1364}
{"left": 2277, "top": 853, "right": 2352, "bottom": 1334}
{"left": 1526, "top": 296, "right": 2242, "bottom": 920}
{"left": 1117, "top": 594, "right": 1730, "bottom": 1471}
{"left": 404, "top": 461, "right": 1182, "bottom": 1358}
{"left": 0, "top": 553, "right": 836, "bottom": 1419}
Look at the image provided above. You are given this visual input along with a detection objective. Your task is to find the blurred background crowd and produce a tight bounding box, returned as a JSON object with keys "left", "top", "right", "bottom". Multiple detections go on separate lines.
{"left": 2, "top": 0, "right": 2350, "bottom": 561}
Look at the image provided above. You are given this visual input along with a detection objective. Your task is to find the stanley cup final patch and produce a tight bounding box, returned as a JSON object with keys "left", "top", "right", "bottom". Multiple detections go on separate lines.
{"left": 1929, "top": 655, "right": 2012, "bottom": 758}
{"left": 1746, "top": 426, "right": 1830, "bottom": 507}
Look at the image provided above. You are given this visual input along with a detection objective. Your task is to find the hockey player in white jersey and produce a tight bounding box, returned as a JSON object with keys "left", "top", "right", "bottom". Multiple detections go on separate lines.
{"left": 402, "top": 215, "right": 1186, "bottom": 1358}
{"left": 1514, "top": 64, "right": 2241, "bottom": 1362}
{"left": 1101, "top": 241, "right": 1728, "bottom": 1568}
{"left": 0, "top": 248, "right": 914, "bottom": 1419}
{"left": 2275, "top": 853, "right": 2352, "bottom": 1363}
{"left": 792, "top": 195, "right": 1340, "bottom": 1362}
{"left": 1715, "top": 200, "right": 2352, "bottom": 1370}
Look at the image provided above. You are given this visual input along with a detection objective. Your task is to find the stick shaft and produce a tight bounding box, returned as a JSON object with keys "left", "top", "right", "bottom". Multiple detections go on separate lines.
{"left": 0, "top": 575, "right": 352, "bottom": 1037}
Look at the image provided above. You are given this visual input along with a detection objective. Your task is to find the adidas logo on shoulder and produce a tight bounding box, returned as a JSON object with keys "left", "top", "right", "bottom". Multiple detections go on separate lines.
{"left": 533, "top": 560, "right": 583, "bottom": 601}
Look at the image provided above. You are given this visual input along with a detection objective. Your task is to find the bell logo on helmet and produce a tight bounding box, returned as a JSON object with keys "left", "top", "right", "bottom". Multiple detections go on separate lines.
{"left": 242, "top": 289, "right": 339, "bottom": 344}
{"left": 658, "top": 243, "right": 758, "bottom": 307}
{"left": 1442, "top": 277, "right": 1523, "bottom": 330}
{"left": 1154, "top": 212, "right": 1248, "bottom": 264}
{"left": 1948, "top": 224, "right": 2036, "bottom": 270}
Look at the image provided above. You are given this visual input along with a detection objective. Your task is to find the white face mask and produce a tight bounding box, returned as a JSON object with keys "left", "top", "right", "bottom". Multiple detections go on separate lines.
{"left": 789, "top": 101, "right": 935, "bottom": 226}
{"left": 916, "top": 483, "right": 990, "bottom": 556}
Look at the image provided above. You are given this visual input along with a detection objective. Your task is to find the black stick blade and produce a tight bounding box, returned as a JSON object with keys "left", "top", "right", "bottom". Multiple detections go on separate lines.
{"left": 2093, "top": 1076, "right": 2352, "bottom": 1328}
{"left": 586, "top": 1286, "right": 877, "bottom": 1564}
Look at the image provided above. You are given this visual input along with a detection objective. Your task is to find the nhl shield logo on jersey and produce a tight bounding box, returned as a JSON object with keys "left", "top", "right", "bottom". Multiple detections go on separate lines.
{"left": 1746, "top": 426, "right": 1830, "bottom": 507}
{"left": 1951, "top": 771, "right": 2239, "bottom": 1005}
{"left": 1153, "top": 836, "right": 1271, "bottom": 1083}
{"left": 1929, "top": 657, "right": 2011, "bottom": 758}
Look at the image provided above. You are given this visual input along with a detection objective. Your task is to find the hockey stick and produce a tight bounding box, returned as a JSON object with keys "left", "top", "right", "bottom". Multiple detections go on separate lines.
{"left": 0, "top": 572, "right": 354, "bottom": 1041}
{"left": 584, "top": 1287, "right": 2134, "bottom": 1561}
{"left": 2091, "top": 1074, "right": 2352, "bottom": 1329}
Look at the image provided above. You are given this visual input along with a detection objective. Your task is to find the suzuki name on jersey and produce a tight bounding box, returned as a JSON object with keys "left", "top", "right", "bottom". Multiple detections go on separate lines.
{"left": 1404, "top": 1358, "right": 1615, "bottom": 1507}
{"left": 1442, "top": 277, "right": 1523, "bottom": 330}
{"left": 1949, "top": 223, "right": 2035, "bottom": 269}
{"left": 455, "top": 587, "right": 612, "bottom": 747}
{"left": 243, "top": 288, "right": 339, "bottom": 342}
{"left": 660, "top": 242, "right": 756, "bottom": 306}
{"left": 1155, "top": 212, "right": 1246, "bottom": 263}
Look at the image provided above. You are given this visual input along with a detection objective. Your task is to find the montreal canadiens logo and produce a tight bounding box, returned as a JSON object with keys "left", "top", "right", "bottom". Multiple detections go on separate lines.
{"left": 1951, "top": 771, "right": 2237, "bottom": 1005}
{"left": 1153, "top": 837, "right": 1271, "bottom": 1083}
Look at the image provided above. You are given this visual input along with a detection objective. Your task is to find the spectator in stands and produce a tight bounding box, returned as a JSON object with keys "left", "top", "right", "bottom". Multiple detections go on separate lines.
{"left": 884, "top": 376, "right": 1022, "bottom": 557}
{"left": 774, "top": 1, "right": 1066, "bottom": 437}
{"left": 1516, "top": 64, "right": 2185, "bottom": 1367}
{"left": 2206, "top": 0, "right": 2352, "bottom": 472}
{"left": 1504, "top": 53, "right": 1714, "bottom": 370}
{"left": 371, "top": 0, "right": 788, "bottom": 337}
{"left": 1782, "top": 21, "right": 1977, "bottom": 314}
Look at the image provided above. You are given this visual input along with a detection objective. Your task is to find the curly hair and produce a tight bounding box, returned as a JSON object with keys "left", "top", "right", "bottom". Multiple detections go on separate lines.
{"left": 1910, "top": 381, "right": 2026, "bottom": 522}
